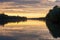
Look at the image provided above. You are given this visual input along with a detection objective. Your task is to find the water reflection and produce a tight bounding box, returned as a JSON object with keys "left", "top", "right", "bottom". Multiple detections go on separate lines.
{"left": 0, "top": 36, "right": 16, "bottom": 40}
{"left": 0, "top": 20, "right": 60, "bottom": 40}
{"left": 0, "top": 20, "right": 53, "bottom": 40}
{"left": 46, "top": 20, "right": 60, "bottom": 38}
{"left": 0, "top": 20, "right": 27, "bottom": 26}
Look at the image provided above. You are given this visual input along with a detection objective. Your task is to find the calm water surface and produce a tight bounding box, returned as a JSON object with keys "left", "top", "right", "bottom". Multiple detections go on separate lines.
{"left": 0, "top": 20, "right": 60, "bottom": 40}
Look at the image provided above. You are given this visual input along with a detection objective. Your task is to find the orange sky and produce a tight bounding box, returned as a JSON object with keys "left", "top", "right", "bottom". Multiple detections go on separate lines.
{"left": 0, "top": 0, "right": 59, "bottom": 18}
{"left": 0, "top": 8, "right": 51, "bottom": 18}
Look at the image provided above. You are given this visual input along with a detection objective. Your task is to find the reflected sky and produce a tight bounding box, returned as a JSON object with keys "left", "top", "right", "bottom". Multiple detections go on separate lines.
{"left": 0, "top": 20, "right": 56, "bottom": 40}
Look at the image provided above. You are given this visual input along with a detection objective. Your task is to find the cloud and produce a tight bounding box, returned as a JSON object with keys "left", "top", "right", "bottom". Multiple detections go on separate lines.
{"left": 0, "top": 0, "right": 40, "bottom": 8}
{"left": 0, "top": 0, "right": 40, "bottom": 4}
{"left": 0, "top": 0, "right": 60, "bottom": 13}
{"left": 56, "top": 0, "right": 60, "bottom": 2}
{"left": 0, "top": 0, "right": 12, "bottom": 2}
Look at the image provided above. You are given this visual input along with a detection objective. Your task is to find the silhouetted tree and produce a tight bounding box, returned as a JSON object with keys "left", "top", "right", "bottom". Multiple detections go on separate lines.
{"left": 46, "top": 5, "right": 60, "bottom": 38}
{"left": 0, "top": 13, "right": 27, "bottom": 25}
{"left": 46, "top": 5, "right": 60, "bottom": 23}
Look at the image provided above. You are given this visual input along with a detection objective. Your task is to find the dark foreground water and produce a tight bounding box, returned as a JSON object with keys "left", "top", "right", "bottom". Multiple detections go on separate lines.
{"left": 0, "top": 20, "right": 60, "bottom": 40}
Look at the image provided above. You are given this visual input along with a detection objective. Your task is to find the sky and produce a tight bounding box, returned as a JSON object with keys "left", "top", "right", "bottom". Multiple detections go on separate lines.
{"left": 0, "top": 0, "right": 60, "bottom": 18}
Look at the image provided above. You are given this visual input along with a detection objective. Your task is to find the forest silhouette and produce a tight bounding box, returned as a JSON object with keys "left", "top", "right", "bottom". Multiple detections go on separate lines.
{"left": 0, "top": 13, "right": 27, "bottom": 25}
{"left": 46, "top": 5, "right": 60, "bottom": 38}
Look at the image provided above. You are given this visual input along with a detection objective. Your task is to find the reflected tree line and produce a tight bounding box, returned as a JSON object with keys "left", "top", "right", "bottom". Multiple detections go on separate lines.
{"left": 0, "top": 5, "right": 60, "bottom": 38}
{"left": 0, "top": 13, "right": 27, "bottom": 25}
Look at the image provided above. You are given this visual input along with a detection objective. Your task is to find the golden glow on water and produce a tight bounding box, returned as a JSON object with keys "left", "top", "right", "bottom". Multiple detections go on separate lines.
{"left": 0, "top": 20, "right": 53, "bottom": 39}
{"left": 1, "top": 20, "right": 48, "bottom": 31}
{"left": 5, "top": 20, "right": 45, "bottom": 26}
